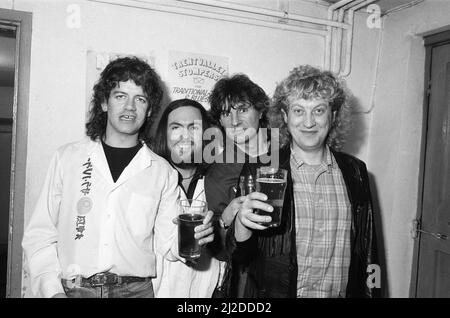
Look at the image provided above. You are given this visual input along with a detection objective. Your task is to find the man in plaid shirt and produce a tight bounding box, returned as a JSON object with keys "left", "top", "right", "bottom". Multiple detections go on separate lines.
{"left": 228, "top": 65, "right": 380, "bottom": 298}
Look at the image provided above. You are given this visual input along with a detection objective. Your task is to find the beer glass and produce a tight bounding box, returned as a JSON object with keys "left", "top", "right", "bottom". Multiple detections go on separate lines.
{"left": 177, "top": 199, "right": 207, "bottom": 259}
{"left": 255, "top": 167, "right": 288, "bottom": 227}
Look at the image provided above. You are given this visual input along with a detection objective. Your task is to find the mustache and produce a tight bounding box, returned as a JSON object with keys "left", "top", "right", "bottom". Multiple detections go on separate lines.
{"left": 172, "top": 138, "right": 195, "bottom": 147}
{"left": 169, "top": 144, "right": 197, "bottom": 165}
{"left": 171, "top": 139, "right": 195, "bottom": 157}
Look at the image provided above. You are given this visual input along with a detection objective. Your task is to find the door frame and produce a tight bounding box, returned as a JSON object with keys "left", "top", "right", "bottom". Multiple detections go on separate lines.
{"left": 0, "top": 8, "right": 32, "bottom": 298}
{"left": 410, "top": 29, "right": 450, "bottom": 297}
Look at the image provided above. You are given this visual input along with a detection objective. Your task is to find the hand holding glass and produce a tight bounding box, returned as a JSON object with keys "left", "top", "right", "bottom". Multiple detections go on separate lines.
{"left": 177, "top": 199, "right": 207, "bottom": 260}
{"left": 254, "top": 167, "right": 288, "bottom": 227}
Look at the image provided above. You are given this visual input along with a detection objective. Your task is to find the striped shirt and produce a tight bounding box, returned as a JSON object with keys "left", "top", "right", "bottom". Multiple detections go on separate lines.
{"left": 290, "top": 147, "right": 351, "bottom": 298}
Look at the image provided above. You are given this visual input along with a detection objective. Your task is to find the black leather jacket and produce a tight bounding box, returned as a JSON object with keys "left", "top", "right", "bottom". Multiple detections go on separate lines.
{"left": 227, "top": 146, "right": 380, "bottom": 298}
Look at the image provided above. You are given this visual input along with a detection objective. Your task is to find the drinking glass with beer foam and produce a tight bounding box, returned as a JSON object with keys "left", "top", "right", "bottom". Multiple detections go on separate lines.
{"left": 177, "top": 199, "right": 207, "bottom": 260}
{"left": 254, "top": 167, "right": 288, "bottom": 227}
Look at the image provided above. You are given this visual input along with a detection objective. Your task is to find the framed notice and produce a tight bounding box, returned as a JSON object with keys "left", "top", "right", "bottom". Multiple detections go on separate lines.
{"left": 168, "top": 51, "right": 229, "bottom": 110}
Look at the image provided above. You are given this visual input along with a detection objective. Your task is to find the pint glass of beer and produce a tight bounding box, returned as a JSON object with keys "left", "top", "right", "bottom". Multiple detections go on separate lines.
{"left": 177, "top": 199, "right": 207, "bottom": 259}
{"left": 255, "top": 167, "right": 288, "bottom": 227}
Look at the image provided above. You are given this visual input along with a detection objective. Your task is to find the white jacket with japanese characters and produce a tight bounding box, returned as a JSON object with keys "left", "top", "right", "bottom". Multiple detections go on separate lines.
{"left": 22, "top": 138, "right": 181, "bottom": 297}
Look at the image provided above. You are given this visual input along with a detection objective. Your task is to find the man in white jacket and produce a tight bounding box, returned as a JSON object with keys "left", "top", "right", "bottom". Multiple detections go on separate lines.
{"left": 22, "top": 57, "right": 214, "bottom": 298}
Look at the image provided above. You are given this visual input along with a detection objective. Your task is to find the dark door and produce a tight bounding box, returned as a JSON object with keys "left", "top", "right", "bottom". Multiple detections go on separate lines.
{"left": 0, "top": 25, "right": 16, "bottom": 298}
{"left": 416, "top": 38, "right": 450, "bottom": 298}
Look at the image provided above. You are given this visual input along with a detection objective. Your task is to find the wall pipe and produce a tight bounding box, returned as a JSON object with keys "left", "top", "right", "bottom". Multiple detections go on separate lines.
{"left": 179, "top": 0, "right": 349, "bottom": 29}
{"left": 360, "top": 16, "right": 384, "bottom": 114}
{"left": 179, "top": 0, "right": 378, "bottom": 74}
{"left": 340, "top": 0, "right": 378, "bottom": 77}
{"left": 382, "top": 0, "right": 424, "bottom": 16}
{"left": 333, "top": 0, "right": 366, "bottom": 74}
{"left": 89, "top": 0, "right": 378, "bottom": 76}
{"left": 325, "top": 0, "right": 356, "bottom": 70}
{"left": 89, "top": 0, "right": 329, "bottom": 36}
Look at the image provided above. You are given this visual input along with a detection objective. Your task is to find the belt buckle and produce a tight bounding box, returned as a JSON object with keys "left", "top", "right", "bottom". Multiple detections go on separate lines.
{"left": 90, "top": 273, "right": 107, "bottom": 287}
{"left": 90, "top": 272, "right": 118, "bottom": 287}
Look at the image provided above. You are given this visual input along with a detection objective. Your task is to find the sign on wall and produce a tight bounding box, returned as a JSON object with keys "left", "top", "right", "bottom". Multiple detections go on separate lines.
{"left": 168, "top": 51, "right": 229, "bottom": 110}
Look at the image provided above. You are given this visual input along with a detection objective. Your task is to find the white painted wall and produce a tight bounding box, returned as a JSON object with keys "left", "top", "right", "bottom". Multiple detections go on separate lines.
{"left": 2, "top": 0, "right": 439, "bottom": 298}
{"left": 0, "top": 0, "right": 329, "bottom": 297}
{"left": 368, "top": 0, "right": 450, "bottom": 298}
{"left": 344, "top": 13, "right": 381, "bottom": 163}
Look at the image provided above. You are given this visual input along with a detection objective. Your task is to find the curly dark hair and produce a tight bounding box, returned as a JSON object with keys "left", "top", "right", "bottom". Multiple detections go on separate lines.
{"left": 269, "top": 65, "right": 352, "bottom": 151}
{"left": 208, "top": 74, "right": 270, "bottom": 129}
{"left": 85, "top": 56, "right": 163, "bottom": 141}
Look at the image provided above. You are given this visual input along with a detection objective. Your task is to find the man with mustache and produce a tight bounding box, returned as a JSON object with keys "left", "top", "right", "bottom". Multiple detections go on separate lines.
{"left": 22, "top": 57, "right": 214, "bottom": 298}
{"left": 151, "top": 98, "right": 225, "bottom": 298}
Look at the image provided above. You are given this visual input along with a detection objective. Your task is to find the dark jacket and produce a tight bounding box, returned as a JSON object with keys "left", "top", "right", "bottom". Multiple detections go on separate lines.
{"left": 226, "top": 146, "right": 380, "bottom": 298}
{"left": 204, "top": 141, "right": 272, "bottom": 262}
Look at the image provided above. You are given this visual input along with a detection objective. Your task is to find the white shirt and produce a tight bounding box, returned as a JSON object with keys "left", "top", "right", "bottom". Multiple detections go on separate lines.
{"left": 22, "top": 138, "right": 182, "bottom": 298}
{"left": 153, "top": 178, "right": 227, "bottom": 298}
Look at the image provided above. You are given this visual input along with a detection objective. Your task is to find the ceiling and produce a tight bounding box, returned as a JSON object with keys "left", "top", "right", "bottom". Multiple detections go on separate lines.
{"left": 320, "top": 0, "right": 421, "bottom": 13}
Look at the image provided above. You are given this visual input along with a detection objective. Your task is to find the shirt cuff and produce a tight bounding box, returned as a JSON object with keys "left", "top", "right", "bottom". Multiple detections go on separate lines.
{"left": 235, "top": 234, "right": 256, "bottom": 250}
{"left": 40, "top": 272, "right": 65, "bottom": 298}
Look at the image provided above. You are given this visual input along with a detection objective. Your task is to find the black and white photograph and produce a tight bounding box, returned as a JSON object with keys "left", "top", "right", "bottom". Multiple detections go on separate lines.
{"left": 0, "top": 0, "right": 449, "bottom": 302}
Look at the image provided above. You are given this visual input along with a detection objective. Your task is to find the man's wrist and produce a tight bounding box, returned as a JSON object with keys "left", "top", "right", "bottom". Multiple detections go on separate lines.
{"left": 220, "top": 205, "right": 239, "bottom": 229}
{"left": 234, "top": 214, "right": 252, "bottom": 242}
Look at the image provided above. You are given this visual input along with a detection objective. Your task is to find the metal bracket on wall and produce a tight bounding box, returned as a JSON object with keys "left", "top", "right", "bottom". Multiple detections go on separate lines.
{"left": 411, "top": 219, "right": 449, "bottom": 241}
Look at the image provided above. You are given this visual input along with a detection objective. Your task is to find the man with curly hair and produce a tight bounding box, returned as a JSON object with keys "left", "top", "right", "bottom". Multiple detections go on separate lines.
{"left": 204, "top": 74, "right": 275, "bottom": 297}
{"left": 229, "top": 65, "right": 379, "bottom": 298}
{"left": 22, "top": 57, "right": 214, "bottom": 298}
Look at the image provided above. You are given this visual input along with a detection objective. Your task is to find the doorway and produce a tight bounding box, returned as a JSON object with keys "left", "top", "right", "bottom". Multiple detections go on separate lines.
{"left": 0, "top": 8, "right": 31, "bottom": 298}
{"left": 0, "top": 24, "right": 16, "bottom": 298}
{"left": 413, "top": 30, "right": 450, "bottom": 298}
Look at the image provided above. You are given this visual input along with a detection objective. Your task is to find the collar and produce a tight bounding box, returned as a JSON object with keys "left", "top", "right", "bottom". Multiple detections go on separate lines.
{"left": 89, "top": 138, "right": 154, "bottom": 185}
{"left": 175, "top": 166, "right": 204, "bottom": 185}
{"left": 290, "top": 145, "right": 336, "bottom": 172}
